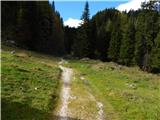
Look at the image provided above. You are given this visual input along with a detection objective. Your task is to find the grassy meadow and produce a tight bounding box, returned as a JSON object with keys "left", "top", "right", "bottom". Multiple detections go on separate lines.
{"left": 1, "top": 46, "right": 61, "bottom": 120}
{"left": 67, "top": 59, "right": 160, "bottom": 120}
{"left": 1, "top": 46, "right": 160, "bottom": 120}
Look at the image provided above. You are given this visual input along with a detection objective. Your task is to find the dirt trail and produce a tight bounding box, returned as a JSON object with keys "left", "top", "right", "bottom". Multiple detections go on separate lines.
{"left": 88, "top": 92, "right": 105, "bottom": 120}
{"left": 54, "top": 59, "right": 105, "bottom": 120}
{"left": 97, "top": 102, "right": 104, "bottom": 120}
{"left": 53, "top": 59, "right": 73, "bottom": 120}
{"left": 58, "top": 65, "right": 73, "bottom": 119}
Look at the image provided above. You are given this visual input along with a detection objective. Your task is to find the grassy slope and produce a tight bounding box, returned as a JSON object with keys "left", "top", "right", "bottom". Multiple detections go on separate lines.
{"left": 2, "top": 45, "right": 160, "bottom": 120}
{"left": 1, "top": 46, "right": 61, "bottom": 120}
{"left": 67, "top": 59, "right": 160, "bottom": 120}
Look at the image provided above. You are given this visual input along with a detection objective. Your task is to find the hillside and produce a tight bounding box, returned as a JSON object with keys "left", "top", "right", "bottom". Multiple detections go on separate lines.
{"left": 65, "top": 59, "right": 160, "bottom": 120}
{"left": 1, "top": 46, "right": 61, "bottom": 120}
{"left": 1, "top": 46, "right": 160, "bottom": 120}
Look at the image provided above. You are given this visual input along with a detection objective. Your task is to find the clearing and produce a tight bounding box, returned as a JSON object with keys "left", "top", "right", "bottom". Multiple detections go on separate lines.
{"left": 2, "top": 46, "right": 160, "bottom": 120}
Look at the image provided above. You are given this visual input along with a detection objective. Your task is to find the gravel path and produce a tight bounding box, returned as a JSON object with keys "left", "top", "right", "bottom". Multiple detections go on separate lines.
{"left": 59, "top": 65, "right": 73, "bottom": 120}
{"left": 54, "top": 59, "right": 105, "bottom": 120}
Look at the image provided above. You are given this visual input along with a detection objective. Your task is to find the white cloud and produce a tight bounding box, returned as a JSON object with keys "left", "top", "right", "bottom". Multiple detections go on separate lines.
{"left": 64, "top": 18, "right": 82, "bottom": 28}
{"left": 116, "top": 0, "right": 149, "bottom": 12}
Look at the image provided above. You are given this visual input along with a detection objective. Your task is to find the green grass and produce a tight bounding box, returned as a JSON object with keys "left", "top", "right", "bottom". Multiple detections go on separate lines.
{"left": 67, "top": 70, "right": 99, "bottom": 120}
{"left": 67, "top": 59, "right": 160, "bottom": 120}
{"left": 1, "top": 46, "right": 61, "bottom": 120}
{"left": 2, "top": 46, "right": 160, "bottom": 120}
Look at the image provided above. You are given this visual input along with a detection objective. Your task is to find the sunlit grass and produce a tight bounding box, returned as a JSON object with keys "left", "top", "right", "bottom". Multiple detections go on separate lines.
{"left": 68, "top": 59, "right": 160, "bottom": 120}
{"left": 1, "top": 46, "right": 61, "bottom": 120}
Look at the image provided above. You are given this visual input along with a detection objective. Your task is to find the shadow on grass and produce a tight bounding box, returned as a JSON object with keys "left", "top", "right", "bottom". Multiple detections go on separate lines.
{"left": 1, "top": 98, "right": 50, "bottom": 120}
{"left": 2, "top": 98, "right": 83, "bottom": 120}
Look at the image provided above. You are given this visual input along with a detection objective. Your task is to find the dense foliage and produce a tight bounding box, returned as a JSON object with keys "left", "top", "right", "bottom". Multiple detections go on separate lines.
{"left": 2, "top": 1, "right": 160, "bottom": 72}
{"left": 2, "top": 1, "right": 65, "bottom": 55}
{"left": 66, "top": 1, "right": 160, "bottom": 73}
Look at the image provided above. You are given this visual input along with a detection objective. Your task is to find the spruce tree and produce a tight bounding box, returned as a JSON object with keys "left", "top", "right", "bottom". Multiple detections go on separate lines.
{"left": 120, "top": 18, "right": 135, "bottom": 65}
{"left": 81, "top": 1, "right": 89, "bottom": 23}
{"left": 135, "top": 7, "right": 159, "bottom": 71}
{"left": 108, "top": 20, "right": 121, "bottom": 62}
{"left": 16, "top": 2, "right": 32, "bottom": 48}
{"left": 34, "top": 1, "right": 65, "bottom": 55}
{"left": 51, "top": 1, "right": 55, "bottom": 12}
{"left": 149, "top": 32, "right": 160, "bottom": 72}
{"left": 135, "top": 11, "right": 147, "bottom": 69}
{"left": 73, "top": 1, "right": 90, "bottom": 57}
{"left": 72, "top": 27, "right": 89, "bottom": 57}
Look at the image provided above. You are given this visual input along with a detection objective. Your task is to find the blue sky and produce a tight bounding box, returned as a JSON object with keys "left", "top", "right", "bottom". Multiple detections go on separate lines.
{"left": 49, "top": 0, "right": 147, "bottom": 27}
{"left": 53, "top": 1, "right": 129, "bottom": 21}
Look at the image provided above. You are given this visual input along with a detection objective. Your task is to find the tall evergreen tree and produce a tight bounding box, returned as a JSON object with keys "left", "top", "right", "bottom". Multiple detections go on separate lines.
{"left": 72, "top": 27, "right": 89, "bottom": 57}
{"left": 64, "top": 27, "right": 77, "bottom": 54}
{"left": 72, "top": 1, "right": 90, "bottom": 57}
{"left": 2, "top": 1, "right": 160, "bottom": 73}
{"left": 16, "top": 2, "right": 33, "bottom": 48}
{"left": 120, "top": 18, "right": 135, "bottom": 65}
{"left": 2, "top": 1, "right": 65, "bottom": 55}
{"left": 149, "top": 32, "right": 160, "bottom": 72}
{"left": 135, "top": 7, "right": 159, "bottom": 71}
{"left": 135, "top": 11, "right": 147, "bottom": 69}
{"left": 35, "top": 1, "right": 65, "bottom": 55}
{"left": 81, "top": 1, "right": 89, "bottom": 23}
{"left": 51, "top": 1, "right": 55, "bottom": 12}
{"left": 108, "top": 18, "right": 121, "bottom": 62}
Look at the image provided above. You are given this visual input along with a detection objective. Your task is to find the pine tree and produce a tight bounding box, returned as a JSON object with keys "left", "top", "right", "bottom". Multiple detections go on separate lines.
{"left": 64, "top": 27, "right": 77, "bottom": 54}
{"left": 135, "top": 7, "right": 159, "bottom": 71}
{"left": 72, "top": 27, "right": 89, "bottom": 57}
{"left": 51, "top": 1, "right": 55, "bottom": 12}
{"left": 135, "top": 11, "right": 147, "bottom": 69}
{"left": 120, "top": 18, "right": 135, "bottom": 65}
{"left": 91, "top": 9, "right": 121, "bottom": 61}
{"left": 16, "top": 2, "right": 33, "bottom": 48}
{"left": 81, "top": 1, "right": 89, "bottom": 23}
{"left": 73, "top": 1, "right": 90, "bottom": 57}
{"left": 108, "top": 20, "right": 121, "bottom": 62}
{"left": 34, "top": 1, "right": 65, "bottom": 55}
{"left": 149, "top": 32, "right": 160, "bottom": 72}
